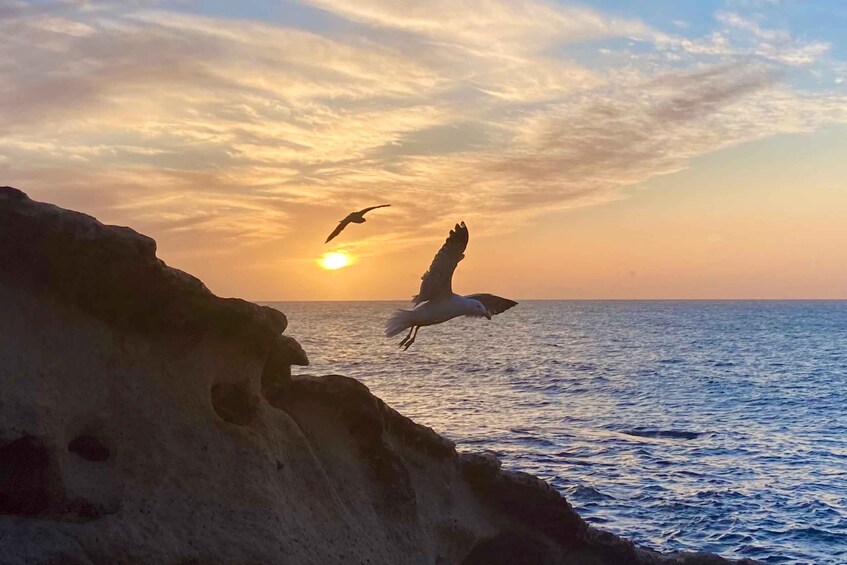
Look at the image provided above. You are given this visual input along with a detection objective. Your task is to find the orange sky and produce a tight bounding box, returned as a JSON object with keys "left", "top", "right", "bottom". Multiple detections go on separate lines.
{"left": 2, "top": 1, "right": 846, "bottom": 300}
{"left": 156, "top": 126, "right": 847, "bottom": 301}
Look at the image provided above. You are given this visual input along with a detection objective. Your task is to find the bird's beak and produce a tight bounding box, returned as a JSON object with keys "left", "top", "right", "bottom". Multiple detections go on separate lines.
{"left": 484, "top": 312, "right": 492, "bottom": 320}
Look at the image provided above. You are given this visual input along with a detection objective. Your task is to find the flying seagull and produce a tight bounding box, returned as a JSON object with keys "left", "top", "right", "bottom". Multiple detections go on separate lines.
{"left": 325, "top": 204, "right": 391, "bottom": 243}
{"left": 385, "top": 221, "right": 517, "bottom": 350}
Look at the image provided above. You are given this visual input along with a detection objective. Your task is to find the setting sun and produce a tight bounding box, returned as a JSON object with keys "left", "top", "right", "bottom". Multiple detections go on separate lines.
{"left": 319, "top": 252, "right": 352, "bottom": 270}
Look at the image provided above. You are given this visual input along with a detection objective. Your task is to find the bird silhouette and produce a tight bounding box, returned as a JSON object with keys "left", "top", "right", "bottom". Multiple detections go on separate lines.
{"left": 325, "top": 204, "right": 391, "bottom": 243}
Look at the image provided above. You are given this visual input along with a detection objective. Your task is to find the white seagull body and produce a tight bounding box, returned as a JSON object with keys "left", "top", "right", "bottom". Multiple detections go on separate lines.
{"left": 385, "top": 222, "right": 517, "bottom": 350}
{"left": 325, "top": 204, "right": 390, "bottom": 243}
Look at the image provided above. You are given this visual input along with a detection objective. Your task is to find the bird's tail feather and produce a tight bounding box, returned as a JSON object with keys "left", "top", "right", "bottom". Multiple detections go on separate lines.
{"left": 385, "top": 309, "right": 415, "bottom": 337}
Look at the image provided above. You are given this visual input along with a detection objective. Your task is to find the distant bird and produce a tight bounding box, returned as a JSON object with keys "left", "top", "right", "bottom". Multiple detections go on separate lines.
{"left": 325, "top": 204, "right": 391, "bottom": 243}
{"left": 385, "top": 222, "right": 517, "bottom": 350}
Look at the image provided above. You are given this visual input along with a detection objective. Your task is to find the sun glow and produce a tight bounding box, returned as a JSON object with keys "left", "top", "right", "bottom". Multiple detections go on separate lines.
{"left": 320, "top": 252, "right": 352, "bottom": 270}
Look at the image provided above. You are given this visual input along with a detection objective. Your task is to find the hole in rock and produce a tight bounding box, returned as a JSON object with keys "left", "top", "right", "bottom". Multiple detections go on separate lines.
{"left": 68, "top": 435, "right": 110, "bottom": 462}
{"left": 211, "top": 380, "right": 258, "bottom": 425}
{"left": 0, "top": 436, "right": 60, "bottom": 516}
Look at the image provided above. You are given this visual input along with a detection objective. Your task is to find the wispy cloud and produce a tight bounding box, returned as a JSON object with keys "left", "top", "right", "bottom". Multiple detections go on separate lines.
{"left": 0, "top": 0, "right": 845, "bottom": 258}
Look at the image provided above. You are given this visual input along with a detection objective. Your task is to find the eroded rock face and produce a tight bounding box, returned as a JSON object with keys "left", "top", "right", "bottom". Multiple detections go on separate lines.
{"left": 0, "top": 187, "right": 757, "bottom": 565}
{"left": 0, "top": 186, "right": 287, "bottom": 351}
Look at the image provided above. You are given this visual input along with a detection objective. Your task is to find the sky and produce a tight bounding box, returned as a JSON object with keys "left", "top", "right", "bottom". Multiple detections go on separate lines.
{"left": 1, "top": 0, "right": 845, "bottom": 300}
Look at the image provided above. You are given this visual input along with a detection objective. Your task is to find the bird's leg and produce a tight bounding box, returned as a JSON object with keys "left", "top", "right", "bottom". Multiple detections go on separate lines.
{"left": 398, "top": 326, "right": 415, "bottom": 348}
{"left": 403, "top": 326, "right": 420, "bottom": 351}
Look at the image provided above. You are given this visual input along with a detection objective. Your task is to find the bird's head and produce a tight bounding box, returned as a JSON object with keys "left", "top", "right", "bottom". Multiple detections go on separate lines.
{"left": 468, "top": 299, "right": 491, "bottom": 320}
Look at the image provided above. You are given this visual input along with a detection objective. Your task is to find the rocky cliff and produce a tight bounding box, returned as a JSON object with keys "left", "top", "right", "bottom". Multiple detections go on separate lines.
{"left": 0, "top": 187, "right": 756, "bottom": 564}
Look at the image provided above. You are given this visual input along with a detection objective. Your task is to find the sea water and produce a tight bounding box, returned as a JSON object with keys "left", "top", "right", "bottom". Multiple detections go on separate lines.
{"left": 266, "top": 300, "right": 847, "bottom": 564}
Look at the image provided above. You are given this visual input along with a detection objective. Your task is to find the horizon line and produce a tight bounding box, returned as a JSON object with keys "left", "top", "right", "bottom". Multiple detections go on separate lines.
{"left": 249, "top": 297, "right": 847, "bottom": 303}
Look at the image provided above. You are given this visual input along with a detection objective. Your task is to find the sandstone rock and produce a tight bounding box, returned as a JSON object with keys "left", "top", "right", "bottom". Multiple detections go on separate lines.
{"left": 459, "top": 451, "right": 503, "bottom": 484}
{"left": 277, "top": 335, "right": 310, "bottom": 367}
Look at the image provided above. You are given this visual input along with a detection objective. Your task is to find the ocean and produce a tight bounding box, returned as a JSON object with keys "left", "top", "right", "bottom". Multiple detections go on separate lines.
{"left": 266, "top": 300, "right": 847, "bottom": 564}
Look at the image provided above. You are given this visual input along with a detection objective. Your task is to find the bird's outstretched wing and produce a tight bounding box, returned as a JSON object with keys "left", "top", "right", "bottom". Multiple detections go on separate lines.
{"left": 325, "top": 220, "right": 349, "bottom": 243}
{"left": 357, "top": 204, "right": 391, "bottom": 216}
{"left": 465, "top": 293, "right": 518, "bottom": 316}
{"left": 413, "top": 222, "right": 469, "bottom": 304}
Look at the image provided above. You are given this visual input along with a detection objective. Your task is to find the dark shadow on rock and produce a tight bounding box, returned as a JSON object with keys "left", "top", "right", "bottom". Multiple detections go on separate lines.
{"left": 462, "top": 532, "right": 554, "bottom": 565}
{"left": 262, "top": 335, "right": 309, "bottom": 406}
{"left": 0, "top": 436, "right": 61, "bottom": 516}
{"left": 40, "top": 554, "right": 93, "bottom": 565}
{"left": 68, "top": 436, "right": 110, "bottom": 462}
{"left": 64, "top": 497, "right": 118, "bottom": 520}
{"left": 211, "top": 380, "right": 258, "bottom": 426}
